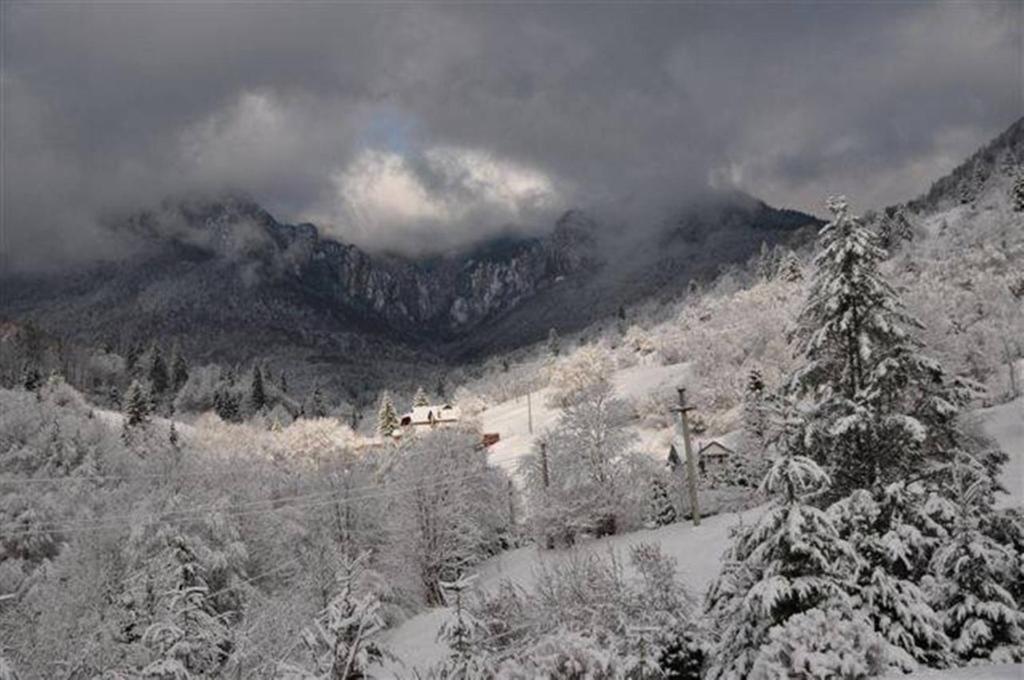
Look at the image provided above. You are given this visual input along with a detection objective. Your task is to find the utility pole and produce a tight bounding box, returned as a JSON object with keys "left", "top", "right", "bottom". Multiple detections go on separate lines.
{"left": 671, "top": 387, "right": 701, "bottom": 527}
{"left": 527, "top": 391, "right": 534, "bottom": 434}
{"left": 539, "top": 441, "right": 550, "bottom": 488}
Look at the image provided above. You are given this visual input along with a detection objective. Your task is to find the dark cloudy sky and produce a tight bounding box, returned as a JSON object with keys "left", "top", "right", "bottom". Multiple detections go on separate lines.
{"left": 1, "top": 1, "right": 1021, "bottom": 269}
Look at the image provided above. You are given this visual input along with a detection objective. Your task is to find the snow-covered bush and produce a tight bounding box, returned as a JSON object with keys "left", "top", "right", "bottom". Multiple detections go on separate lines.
{"left": 749, "top": 607, "right": 887, "bottom": 680}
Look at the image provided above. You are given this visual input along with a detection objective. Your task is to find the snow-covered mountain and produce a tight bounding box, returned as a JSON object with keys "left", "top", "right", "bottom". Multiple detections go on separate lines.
{"left": 0, "top": 190, "right": 819, "bottom": 369}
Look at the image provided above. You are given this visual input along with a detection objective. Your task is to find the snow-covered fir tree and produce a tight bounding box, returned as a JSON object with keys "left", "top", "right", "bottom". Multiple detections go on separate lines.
{"left": 278, "top": 552, "right": 394, "bottom": 680}
{"left": 148, "top": 344, "right": 169, "bottom": 395}
{"left": 170, "top": 348, "right": 189, "bottom": 393}
{"left": 431, "top": 574, "right": 495, "bottom": 678}
{"left": 788, "top": 196, "right": 979, "bottom": 495}
{"left": 137, "top": 533, "right": 232, "bottom": 679}
{"left": 249, "top": 365, "right": 266, "bottom": 413}
{"left": 125, "top": 379, "right": 152, "bottom": 427}
{"left": 375, "top": 391, "right": 398, "bottom": 437}
{"left": 704, "top": 451, "right": 858, "bottom": 679}
{"left": 932, "top": 462, "right": 1024, "bottom": 663}
{"left": 1012, "top": 172, "right": 1024, "bottom": 212}
{"left": 828, "top": 483, "right": 952, "bottom": 670}
{"left": 304, "top": 387, "right": 328, "bottom": 419}
{"left": 413, "top": 386, "right": 430, "bottom": 407}
{"left": 546, "top": 328, "right": 561, "bottom": 357}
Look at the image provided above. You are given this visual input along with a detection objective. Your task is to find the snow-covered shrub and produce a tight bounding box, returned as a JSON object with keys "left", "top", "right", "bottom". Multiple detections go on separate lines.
{"left": 473, "top": 544, "right": 697, "bottom": 678}
{"left": 519, "top": 383, "right": 648, "bottom": 544}
{"left": 749, "top": 607, "right": 887, "bottom": 680}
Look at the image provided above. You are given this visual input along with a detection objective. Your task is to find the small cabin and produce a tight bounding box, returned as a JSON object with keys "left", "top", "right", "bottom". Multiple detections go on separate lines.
{"left": 697, "top": 440, "right": 734, "bottom": 476}
{"left": 399, "top": 403, "right": 461, "bottom": 431}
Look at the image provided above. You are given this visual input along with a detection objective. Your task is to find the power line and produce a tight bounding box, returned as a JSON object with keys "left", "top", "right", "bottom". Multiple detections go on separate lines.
{"left": 0, "top": 465, "right": 508, "bottom": 538}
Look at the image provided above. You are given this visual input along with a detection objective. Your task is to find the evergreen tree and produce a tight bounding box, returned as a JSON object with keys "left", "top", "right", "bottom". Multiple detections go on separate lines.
{"left": 547, "top": 328, "right": 561, "bottom": 358}
{"left": 704, "top": 451, "right": 857, "bottom": 679}
{"left": 126, "top": 341, "right": 143, "bottom": 374}
{"left": 139, "top": 533, "right": 232, "bottom": 678}
{"left": 829, "top": 484, "right": 952, "bottom": 670}
{"left": 21, "top": 364, "right": 42, "bottom": 392}
{"left": 213, "top": 387, "right": 240, "bottom": 423}
{"left": 249, "top": 365, "right": 267, "bottom": 413}
{"left": 432, "top": 574, "right": 494, "bottom": 678}
{"left": 1013, "top": 173, "right": 1024, "bottom": 213}
{"left": 278, "top": 370, "right": 288, "bottom": 394}
{"left": 788, "top": 196, "right": 969, "bottom": 495}
{"left": 376, "top": 391, "right": 399, "bottom": 437}
{"left": 744, "top": 368, "right": 768, "bottom": 443}
{"left": 305, "top": 387, "right": 328, "bottom": 419}
{"left": 779, "top": 251, "right": 804, "bottom": 282}
{"left": 413, "top": 385, "right": 430, "bottom": 407}
{"left": 278, "top": 553, "right": 393, "bottom": 680}
{"left": 125, "top": 380, "right": 152, "bottom": 427}
{"left": 170, "top": 349, "right": 189, "bottom": 393}
{"left": 436, "top": 375, "right": 447, "bottom": 401}
{"left": 932, "top": 464, "right": 1024, "bottom": 663}
{"left": 650, "top": 478, "right": 677, "bottom": 527}
{"left": 148, "top": 344, "right": 169, "bottom": 395}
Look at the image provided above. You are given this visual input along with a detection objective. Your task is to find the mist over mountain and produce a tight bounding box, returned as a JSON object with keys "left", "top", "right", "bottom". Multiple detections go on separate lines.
{"left": 0, "top": 188, "right": 820, "bottom": 384}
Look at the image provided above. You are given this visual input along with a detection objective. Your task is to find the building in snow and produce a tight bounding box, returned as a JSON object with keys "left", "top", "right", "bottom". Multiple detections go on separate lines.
{"left": 399, "top": 403, "right": 462, "bottom": 431}
{"left": 697, "top": 440, "right": 734, "bottom": 477}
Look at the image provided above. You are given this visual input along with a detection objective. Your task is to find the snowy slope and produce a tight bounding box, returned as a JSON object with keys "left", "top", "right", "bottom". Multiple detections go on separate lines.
{"left": 379, "top": 507, "right": 754, "bottom": 675}
{"left": 380, "top": 396, "right": 1024, "bottom": 674}
{"left": 483, "top": 361, "right": 692, "bottom": 472}
{"left": 883, "top": 665, "right": 1023, "bottom": 680}
{"left": 980, "top": 397, "right": 1024, "bottom": 507}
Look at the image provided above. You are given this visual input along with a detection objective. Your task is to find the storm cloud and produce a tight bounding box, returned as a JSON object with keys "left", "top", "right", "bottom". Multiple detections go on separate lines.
{"left": 1, "top": 1, "right": 1020, "bottom": 269}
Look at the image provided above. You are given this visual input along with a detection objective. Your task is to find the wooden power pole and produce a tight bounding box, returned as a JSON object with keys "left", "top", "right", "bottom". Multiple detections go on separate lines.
{"left": 672, "top": 387, "right": 701, "bottom": 526}
{"left": 539, "top": 440, "right": 550, "bottom": 488}
{"left": 527, "top": 391, "right": 534, "bottom": 434}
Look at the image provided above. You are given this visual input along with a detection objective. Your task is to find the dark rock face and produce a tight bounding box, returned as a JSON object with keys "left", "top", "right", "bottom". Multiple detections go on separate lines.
{"left": 0, "top": 190, "right": 815, "bottom": 365}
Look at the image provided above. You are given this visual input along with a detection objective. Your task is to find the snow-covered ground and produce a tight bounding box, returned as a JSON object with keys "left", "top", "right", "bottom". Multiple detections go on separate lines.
{"left": 483, "top": 361, "right": 692, "bottom": 473}
{"left": 380, "top": 394, "right": 1024, "bottom": 676}
{"left": 980, "top": 397, "right": 1024, "bottom": 507}
{"left": 883, "top": 665, "right": 1023, "bottom": 680}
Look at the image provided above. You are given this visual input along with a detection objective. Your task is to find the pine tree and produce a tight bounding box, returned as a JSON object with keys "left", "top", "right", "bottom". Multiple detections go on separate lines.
{"left": 213, "top": 387, "right": 239, "bottom": 423}
{"left": 305, "top": 387, "right": 327, "bottom": 419}
{"left": 1012, "top": 173, "right": 1024, "bottom": 213}
{"left": 788, "top": 196, "right": 966, "bottom": 495}
{"left": 704, "top": 451, "right": 857, "bottom": 679}
{"left": 139, "top": 533, "right": 232, "bottom": 679}
{"left": 547, "top": 328, "right": 561, "bottom": 357}
{"left": 148, "top": 344, "right": 169, "bottom": 395}
{"left": 249, "top": 365, "right": 267, "bottom": 413}
{"left": 413, "top": 385, "right": 430, "bottom": 407}
{"left": 21, "top": 364, "right": 42, "bottom": 392}
{"left": 170, "top": 349, "right": 189, "bottom": 392}
{"left": 433, "top": 574, "right": 495, "bottom": 678}
{"left": 744, "top": 368, "right": 768, "bottom": 444}
{"left": 126, "top": 341, "right": 143, "bottom": 374}
{"left": 650, "top": 478, "right": 677, "bottom": 527}
{"left": 125, "top": 380, "right": 152, "bottom": 427}
{"left": 829, "top": 484, "right": 952, "bottom": 670}
{"left": 278, "top": 553, "right": 393, "bottom": 680}
{"left": 932, "top": 464, "right": 1024, "bottom": 663}
{"left": 779, "top": 251, "right": 803, "bottom": 282}
{"left": 376, "top": 391, "right": 399, "bottom": 437}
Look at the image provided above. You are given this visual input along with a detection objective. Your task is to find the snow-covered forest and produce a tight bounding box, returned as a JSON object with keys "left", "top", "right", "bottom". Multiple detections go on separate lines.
{"left": 2, "top": 3, "right": 1023, "bottom": 677}
{"left": 2, "top": 146, "right": 1023, "bottom": 679}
